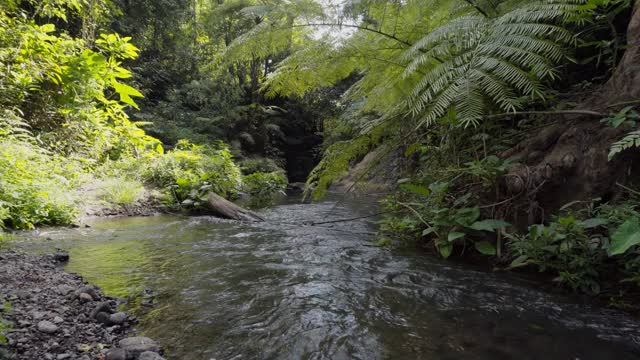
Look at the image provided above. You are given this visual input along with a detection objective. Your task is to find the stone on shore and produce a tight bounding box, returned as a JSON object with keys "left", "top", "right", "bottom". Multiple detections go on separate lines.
{"left": 118, "top": 337, "right": 160, "bottom": 357}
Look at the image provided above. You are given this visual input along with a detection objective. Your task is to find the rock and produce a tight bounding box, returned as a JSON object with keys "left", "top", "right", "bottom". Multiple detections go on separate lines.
{"left": 105, "top": 348, "right": 127, "bottom": 360}
{"left": 90, "top": 302, "right": 112, "bottom": 318}
{"left": 56, "top": 354, "right": 71, "bottom": 360}
{"left": 53, "top": 251, "right": 70, "bottom": 263}
{"left": 37, "top": 320, "right": 58, "bottom": 334}
{"left": 139, "top": 351, "right": 166, "bottom": 360}
{"left": 118, "top": 337, "right": 160, "bottom": 357}
{"left": 56, "top": 285, "right": 75, "bottom": 295}
{"left": 76, "top": 286, "right": 99, "bottom": 300}
{"left": 109, "top": 312, "right": 127, "bottom": 325}
{"left": 79, "top": 293, "right": 93, "bottom": 303}
{"left": 96, "top": 311, "right": 112, "bottom": 326}
{"left": 53, "top": 316, "right": 64, "bottom": 324}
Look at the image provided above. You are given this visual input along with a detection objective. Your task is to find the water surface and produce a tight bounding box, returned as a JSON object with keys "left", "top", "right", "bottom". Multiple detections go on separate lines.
{"left": 18, "top": 196, "right": 640, "bottom": 359}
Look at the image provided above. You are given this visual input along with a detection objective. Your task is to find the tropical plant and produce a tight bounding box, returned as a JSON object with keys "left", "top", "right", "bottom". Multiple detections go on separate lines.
{"left": 242, "top": 172, "right": 288, "bottom": 208}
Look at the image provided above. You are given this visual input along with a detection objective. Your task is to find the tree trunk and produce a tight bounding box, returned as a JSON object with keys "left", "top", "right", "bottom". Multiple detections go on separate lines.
{"left": 205, "top": 192, "right": 264, "bottom": 222}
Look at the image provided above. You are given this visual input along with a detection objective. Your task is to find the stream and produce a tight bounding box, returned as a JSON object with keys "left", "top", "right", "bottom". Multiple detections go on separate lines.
{"left": 15, "top": 195, "right": 640, "bottom": 360}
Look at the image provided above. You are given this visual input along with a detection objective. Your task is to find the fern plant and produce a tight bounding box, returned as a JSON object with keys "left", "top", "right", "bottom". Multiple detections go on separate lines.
{"left": 609, "top": 131, "right": 640, "bottom": 160}
{"left": 404, "top": 0, "right": 583, "bottom": 128}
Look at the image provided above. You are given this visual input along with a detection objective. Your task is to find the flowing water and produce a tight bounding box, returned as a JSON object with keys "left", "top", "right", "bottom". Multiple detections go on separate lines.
{"left": 16, "top": 195, "right": 640, "bottom": 360}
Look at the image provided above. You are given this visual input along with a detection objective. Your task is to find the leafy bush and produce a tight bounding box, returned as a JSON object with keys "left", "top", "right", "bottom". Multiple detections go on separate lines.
{"left": 239, "top": 158, "right": 284, "bottom": 175}
{"left": 242, "top": 172, "right": 288, "bottom": 208}
{"left": 380, "top": 180, "right": 509, "bottom": 257}
{"left": 0, "top": 141, "right": 78, "bottom": 229}
{"left": 143, "top": 140, "right": 242, "bottom": 206}
{"left": 507, "top": 203, "right": 640, "bottom": 294}
{"left": 99, "top": 178, "right": 145, "bottom": 206}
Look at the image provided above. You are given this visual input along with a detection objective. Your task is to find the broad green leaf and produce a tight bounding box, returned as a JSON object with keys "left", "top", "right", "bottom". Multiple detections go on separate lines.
{"left": 455, "top": 207, "right": 480, "bottom": 226}
{"left": 399, "top": 183, "right": 430, "bottom": 197}
{"left": 470, "top": 219, "right": 510, "bottom": 232}
{"left": 509, "top": 255, "right": 530, "bottom": 268}
{"left": 579, "top": 218, "right": 608, "bottom": 229}
{"left": 112, "top": 81, "right": 144, "bottom": 97}
{"left": 448, "top": 232, "right": 465, "bottom": 242}
{"left": 422, "top": 228, "right": 436, "bottom": 237}
{"left": 609, "top": 217, "right": 640, "bottom": 256}
{"left": 438, "top": 242, "right": 453, "bottom": 258}
{"left": 474, "top": 241, "right": 496, "bottom": 255}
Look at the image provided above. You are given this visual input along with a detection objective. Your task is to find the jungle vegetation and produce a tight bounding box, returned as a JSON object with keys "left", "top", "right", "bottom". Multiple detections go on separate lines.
{"left": 1, "top": 0, "right": 640, "bottom": 303}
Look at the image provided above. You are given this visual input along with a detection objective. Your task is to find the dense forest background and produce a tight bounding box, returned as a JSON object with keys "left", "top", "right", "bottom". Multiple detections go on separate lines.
{"left": 2, "top": 0, "right": 640, "bottom": 303}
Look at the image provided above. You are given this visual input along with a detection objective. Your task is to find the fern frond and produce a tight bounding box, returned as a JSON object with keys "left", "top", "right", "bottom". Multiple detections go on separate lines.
{"left": 609, "top": 131, "right": 640, "bottom": 161}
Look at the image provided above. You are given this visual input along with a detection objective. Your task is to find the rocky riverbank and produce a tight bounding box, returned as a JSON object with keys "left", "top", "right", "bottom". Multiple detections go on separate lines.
{"left": 0, "top": 251, "right": 165, "bottom": 360}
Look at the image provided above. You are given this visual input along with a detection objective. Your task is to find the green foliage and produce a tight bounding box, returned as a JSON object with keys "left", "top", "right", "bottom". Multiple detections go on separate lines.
{"left": 607, "top": 107, "right": 640, "bottom": 160}
{"left": 240, "top": 158, "right": 285, "bottom": 175}
{"left": 0, "top": 141, "right": 78, "bottom": 229}
{"left": 242, "top": 172, "right": 288, "bottom": 208}
{"left": 380, "top": 180, "right": 509, "bottom": 258}
{"left": 99, "top": 178, "right": 145, "bottom": 206}
{"left": 507, "top": 203, "right": 640, "bottom": 294}
{"left": 143, "top": 140, "right": 242, "bottom": 207}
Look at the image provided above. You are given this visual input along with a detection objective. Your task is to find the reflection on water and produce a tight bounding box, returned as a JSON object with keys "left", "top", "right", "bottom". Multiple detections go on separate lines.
{"left": 16, "top": 196, "right": 640, "bottom": 360}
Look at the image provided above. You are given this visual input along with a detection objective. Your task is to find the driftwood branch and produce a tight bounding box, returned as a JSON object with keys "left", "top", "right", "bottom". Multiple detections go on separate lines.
{"left": 486, "top": 110, "right": 606, "bottom": 119}
{"left": 205, "top": 192, "right": 264, "bottom": 222}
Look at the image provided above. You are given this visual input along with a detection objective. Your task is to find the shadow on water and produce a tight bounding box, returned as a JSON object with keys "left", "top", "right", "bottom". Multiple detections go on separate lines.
{"left": 15, "top": 195, "right": 640, "bottom": 360}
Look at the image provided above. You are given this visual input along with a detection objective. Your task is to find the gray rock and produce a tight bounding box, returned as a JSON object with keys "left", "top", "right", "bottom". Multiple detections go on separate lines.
{"left": 53, "top": 316, "right": 64, "bottom": 324}
{"left": 109, "top": 312, "right": 127, "bottom": 325}
{"left": 139, "top": 351, "right": 166, "bottom": 360}
{"left": 56, "top": 354, "right": 71, "bottom": 360}
{"left": 79, "top": 293, "right": 93, "bottom": 303}
{"left": 96, "top": 311, "right": 112, "bottom": 326}
{"left": 53, "top": 251, "right": 69, "bottom": 263}
{"left": 90, "top": 302, "right": 112, "bottom": 318}
{"left": 118, "top": 337, "right": 160, "bottom": 357}
{"left": 105, "top": 348, "right": 126, "bottom": 360}
{"left": 76, "top": 286, "right": 98, "bottom": 299}
{"left": 37, "top": 320, "right": 58, "bottom": 334}
{"left": 56, "top": 285, "right": 75, "bottom": 295}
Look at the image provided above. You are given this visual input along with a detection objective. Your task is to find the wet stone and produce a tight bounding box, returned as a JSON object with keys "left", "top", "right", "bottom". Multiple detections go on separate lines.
{"left": 105, "top": 348, "right": 126, "bottom": 360}
{"left": 118, "top": 337, "right": 160, "bottom": 357}
{"left": 109, "top": 312, "right": 127, "bottom": 325}
{"left": 139, "top": 351, "right": 166, "bottom": 360}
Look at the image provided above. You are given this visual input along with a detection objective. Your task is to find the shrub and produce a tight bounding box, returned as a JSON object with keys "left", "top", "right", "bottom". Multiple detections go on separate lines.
{"left": 239, "top": 158, "right": 285, "bottom": 175}
{"left": 99, "top": 178, "right": 145, "bottom": 206}
{"left": 0, "top": 141, "right": 78, "bottom": 229}
{"left": 143, "top": 140, "right": 242, "bottom": 206}
{"left": 507, "top": 203, "right": 640, "bottom": 294}
{"left": 242, "top": 172, "right": 288, "bottom": 208}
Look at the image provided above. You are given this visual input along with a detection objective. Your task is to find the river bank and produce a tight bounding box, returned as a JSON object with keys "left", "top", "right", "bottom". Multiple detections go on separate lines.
{"left": 0, "top": 250, "right": 165, "bottom": 360}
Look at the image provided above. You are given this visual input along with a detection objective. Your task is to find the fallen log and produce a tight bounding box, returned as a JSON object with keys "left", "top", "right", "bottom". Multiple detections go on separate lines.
{"left": 205, "top": 192, "right": 265, "bottom": 222}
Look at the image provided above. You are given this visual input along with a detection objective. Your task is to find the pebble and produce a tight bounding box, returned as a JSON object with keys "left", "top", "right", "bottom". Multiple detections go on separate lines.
{"left": 139, "top": 351, "right": 166, "bottom": 360}
{"left": 79, "top": 293, "right": 93, "bottom": 303}
{"left": 105, "top": 348, "right": 126, "bottom": 360}
{"left": 0, "top": 251, "right": 162, "bottom": 360}
{"left": 37, "top": 320, "right": 58, "bottom": 334}
{"left": 119, "top": 337, "right": 161, "bottom": 356}
{"left": 109, "top": 312, "right": 127, "bottom": 325}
